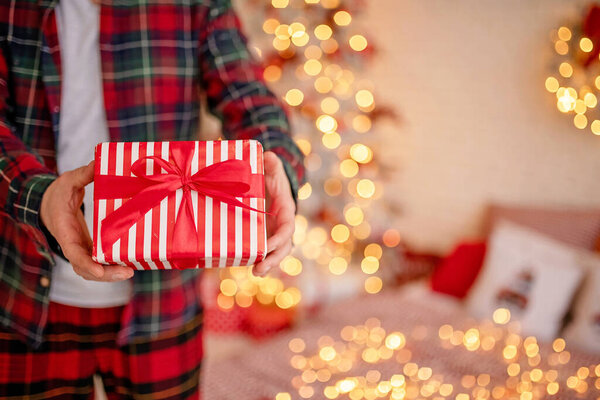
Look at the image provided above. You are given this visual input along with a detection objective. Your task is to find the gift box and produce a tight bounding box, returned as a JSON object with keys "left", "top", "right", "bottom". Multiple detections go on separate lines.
{"left": 92, "top": 140, "right": 267, "bottom": 270}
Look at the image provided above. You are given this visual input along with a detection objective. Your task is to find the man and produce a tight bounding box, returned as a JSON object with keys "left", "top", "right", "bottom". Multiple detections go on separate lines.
{"left": 0, "top": 0, "right": 304, "bottom": 398}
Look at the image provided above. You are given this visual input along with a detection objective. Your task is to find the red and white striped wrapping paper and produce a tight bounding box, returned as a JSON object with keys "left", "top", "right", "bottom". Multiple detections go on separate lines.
{"left": 92, "top": 140, "right": 267, "bottom": 270}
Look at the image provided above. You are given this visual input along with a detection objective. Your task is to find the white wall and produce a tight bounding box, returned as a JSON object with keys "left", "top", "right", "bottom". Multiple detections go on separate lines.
{"left": 368, "top": 0, "right": 600, "bottom": 252}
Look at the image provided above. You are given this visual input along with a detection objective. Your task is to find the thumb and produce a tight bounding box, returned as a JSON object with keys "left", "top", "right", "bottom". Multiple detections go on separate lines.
{"left": 71, "top": 161, "right": 95, "bottom": 188}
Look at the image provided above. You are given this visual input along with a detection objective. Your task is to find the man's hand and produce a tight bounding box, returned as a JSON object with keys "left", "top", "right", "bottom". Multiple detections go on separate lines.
{"left": 40, "top": 161, "right": 134, "bottom": 282}
{"left": 253, "top": 151, "right": 296, "bottom": 276}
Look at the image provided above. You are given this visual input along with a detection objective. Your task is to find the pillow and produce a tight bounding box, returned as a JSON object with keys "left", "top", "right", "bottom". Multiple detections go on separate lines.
{"left": 466, "top": 221, "right": 585, "bottom": 341}
{"left": 563, "top": 254, "right": 600, "bottom": 354}
{"left": 430, "top": 241, "right": 486, "bottom": 299}
{"left": 484, "top": 205, "right": 600, "bottom": 250}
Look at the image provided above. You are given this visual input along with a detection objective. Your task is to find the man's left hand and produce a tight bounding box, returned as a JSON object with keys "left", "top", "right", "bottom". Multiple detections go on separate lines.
{"left": 253, "top": 151, "right": 296, "bottom": 276}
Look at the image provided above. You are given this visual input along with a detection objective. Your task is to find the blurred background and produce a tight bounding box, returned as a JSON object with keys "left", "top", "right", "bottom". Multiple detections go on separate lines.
{"left": 193, "top": 0, "right": 600, "bottom": 399}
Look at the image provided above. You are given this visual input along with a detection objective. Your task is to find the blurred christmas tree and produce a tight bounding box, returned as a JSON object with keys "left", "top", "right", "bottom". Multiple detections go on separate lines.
{"left": 205, "top": 0, "right": 401, "bottom": 332}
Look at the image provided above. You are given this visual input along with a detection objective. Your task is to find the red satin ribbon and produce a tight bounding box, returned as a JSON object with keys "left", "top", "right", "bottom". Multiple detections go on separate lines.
{"left": 95, "top": 145, "right": 266, "bottom": 266}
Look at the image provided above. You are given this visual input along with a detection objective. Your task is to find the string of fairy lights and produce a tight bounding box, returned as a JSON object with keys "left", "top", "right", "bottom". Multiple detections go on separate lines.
{"left": 274, "top": 310, "right": 600, "bottom": 400}
{"left": 545, "top": 22, "right": 600, "bottom": 134}
{"left": 213, "top": 0, "right": 401, "bottom": 313}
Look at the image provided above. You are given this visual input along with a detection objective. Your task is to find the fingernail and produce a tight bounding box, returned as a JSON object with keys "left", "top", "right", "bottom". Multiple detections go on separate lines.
{"left": 112, "top": 273, "right": 128, "bottom": 281}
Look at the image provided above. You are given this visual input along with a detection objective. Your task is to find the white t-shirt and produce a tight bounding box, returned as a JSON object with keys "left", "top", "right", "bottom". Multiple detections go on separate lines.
{"left": 49, "top": 0, "right": 132, "bottom": 307}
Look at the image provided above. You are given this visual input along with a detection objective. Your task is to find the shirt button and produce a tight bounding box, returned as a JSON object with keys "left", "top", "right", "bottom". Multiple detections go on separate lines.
{"left": 40, "top": 276, "right": 50, "bottom": 288}
{"left": 53, "top": 106, "right": 60, "bottom": 113}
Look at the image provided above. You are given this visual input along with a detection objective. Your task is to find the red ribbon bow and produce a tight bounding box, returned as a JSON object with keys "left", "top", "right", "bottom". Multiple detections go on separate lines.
{"left": 95, "top": 145, "right": 265, "bottom": 267}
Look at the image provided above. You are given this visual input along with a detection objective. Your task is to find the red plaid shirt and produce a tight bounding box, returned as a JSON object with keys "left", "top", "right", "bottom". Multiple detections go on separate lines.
{"left": 0, "top": 0, "right": 304, "bottom": 348}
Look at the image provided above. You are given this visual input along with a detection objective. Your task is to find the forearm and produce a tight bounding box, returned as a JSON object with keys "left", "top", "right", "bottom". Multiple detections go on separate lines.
{"left": 199, "top": 0, "right": 305, "bottom": 200}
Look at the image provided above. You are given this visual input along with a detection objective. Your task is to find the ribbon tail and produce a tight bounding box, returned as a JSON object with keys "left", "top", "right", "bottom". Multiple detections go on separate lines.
{"left": 171, "top": 190, "right": 200, "bottom": 268}
{"left": 100, "top": 181, "right": 177, "bottom": 253}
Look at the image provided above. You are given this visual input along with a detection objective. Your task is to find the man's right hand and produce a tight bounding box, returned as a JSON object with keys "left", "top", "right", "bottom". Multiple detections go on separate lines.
{"left": 40, "top": 161, "right": 134, "bottom": 282}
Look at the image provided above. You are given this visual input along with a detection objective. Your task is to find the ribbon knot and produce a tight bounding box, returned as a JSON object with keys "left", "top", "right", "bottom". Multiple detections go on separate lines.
{"left": 95, "top": 144, "right": 266, "bottom": 268}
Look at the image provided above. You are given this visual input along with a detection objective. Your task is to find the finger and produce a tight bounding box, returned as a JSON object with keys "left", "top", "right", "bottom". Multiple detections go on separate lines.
{"left": 254, "top": 240, "right": 292, "bottom": 276}
{"left": 71, "top": 160, "right": 95, "bottom": 188}
{"left": 267, "top": 217, "right": 295, "bottom": 253}
{"left": 76, "top": 210, "right": 93, "bottom": 252}
{"left": 263, "top": 151, "right": 283, "bottom": 170}
{"left": 64, "top": 243, "right": 105, "bottom": 279}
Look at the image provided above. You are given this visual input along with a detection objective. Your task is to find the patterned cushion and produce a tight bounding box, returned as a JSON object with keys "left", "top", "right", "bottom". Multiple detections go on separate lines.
{"left": 484, "top": 204, "right": 600, "bottom": 250}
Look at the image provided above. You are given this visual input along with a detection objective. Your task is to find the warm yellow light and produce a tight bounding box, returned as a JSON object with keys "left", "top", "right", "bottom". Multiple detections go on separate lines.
{"left": 305, "top": 45, "right": 322, "bottom": 59}
{"left": 364, "top": 243, "right": 383, "bottom": 259}
{"left": 361, "top": 256, "right": 379, "bottom": 274}
{"left": 263, "top": 18, "right": 279, "bottom": 34}
{"left": 285, "top": 88, "right": 304, "bottom": 106}
{"left": 319, "top": 345, "right": 336, "bottom": 361}
{"left": 323, "top": 386, "right": 339, "bottom": 399}
{"left": 439, "top": 384, "right": 453, "bottom": 396}
{"left": 546, "top": 382, "right": 559, "bottom": 395}
{"left": 591, "top": 120, "right": 600, "bottom": 135}
{"left": 353, "top": 114, "right": 372, "bottom": 133}
{"left": 305, "top": 0, "right": 319, "bottom": 3}
{"left": 584, "top": 92, "right": 598, "bottom": 108}
{"left": 334, "top": 11, "right": 352, "bottom": 26}
{"left": 217, "top": 293, "right": 234, "bottom": 309}
{"left": 574, "top": 114, "right": 587, "bottom": 129}
{"left": 264, "top": 65, "right": 282, "bottom": 82}
{"left": 275, "top": 393, "right": 291, "bottom": 400}
{"left": 308, "top": 227, "right": 328, "bottom": 245}
{"left": 349, "top": 35, "right": 368, "bottom": 51}
{"left": 304, "top": 59, "right": 322, "bottom": 76}
{"left": 275, "top": 24, "right": 291, "bottom": 39}
{"left": 281, "top": 256, "right": 303, "bottom": 276}
{"left": 580, "top": 37, "right": 594, "bottom": 52}
{"left": 596, "top": 76, "right": 600, "bottom": 90}
{"left": 321, "top": 0, "right": 340, "bottom": 8}
{"left": 220, "top": 278, "right": 237, "bottom": 296}
{"left": 288, "top": 338, "right": 305, "bottom": 353}
{"left": 296, "top": 139, "right": 311, "bottom": 156}
{"left": 329, "top": 257, "right": 348, "bottom": 275}
{"left": 350, "top": 144, "right": 372, "bottom": 163}
{"left": 317, "top": 114, "right": 338, "bottom": 132}
{"left": 345, "top": 206, "right": 364, "bottom": 226}
{"left": 365, "top": 276, "right": 383, "bottom": 294}
{"left": 272, "top": 0, "right": 288, "bottom": 7}
{"left": 554, "top": 40, "right": 569, "bottom": 55}
{"left": 275, "top": 291, "right": 294, "bottom": 309}
{"left": 559, "top": 62, "right": 573, "bottom": 78}
{"left": 273, "top": 37, "right": 291, "bottom": 51}
{"left": 315, "top": 76, "right": 334, "bottom": 93}
{"left": 574, "top": 99, "right": 587, "bottom": 114}
{"left": 503, "top": 345, "right": 518, "bottom": 360}
{"left": 321, "top": 97, "right": 340, "bottom": 114}
{"left": 331, "top": 224, "right": 351, "bottom": 243}
{"left": 324, "top": 178, "right": 343, "bottom": 196}
{"left": 507, "top": 363, "right": 520, "bottom": 376}
{"left": 552, "top": 338, "right": 566, "bottom": 352}
{"left": 315, "top": 24, "right": 333, "bottom": 40}
{"left": 558, "top": 26, "right": 572, "bottom": 41}
{"left": 322, "top": 132, "right": 342, "bottom": 149}
{"left": 292, "top": 32, "right": 310, "bottom": 47}
{"left": 492, "top": 308, "right": 511, "bottom": 324}
{"left": 357, "top": 179, "right": 376, "bottom": 198}
{"left": 235, "top": 291, "right": 253, "bottom": 307}
{"left": 355, "top": 89, "right": 374, "bottom": 108}
{"left": 298, "top": 182, "right": 312, "bottom": 200}
{"left": 383, "top": 229, "right": 401, "bottom": 247}
{"left": 545, "top": 77, "right": 559, "bottom": 93}
{"left": 321, "top": 38, "right": 339, "bottom": 54}
{"left": 340, "top": 159, "right": 359, "bottom": 177}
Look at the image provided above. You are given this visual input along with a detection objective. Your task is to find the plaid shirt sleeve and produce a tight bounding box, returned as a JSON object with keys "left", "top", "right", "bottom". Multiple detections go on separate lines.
{"left": 0, "top": 47, "right": 56, "bottom": 241}
{"left": 199, "top": 0, "right": 305, "bottom": 200}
